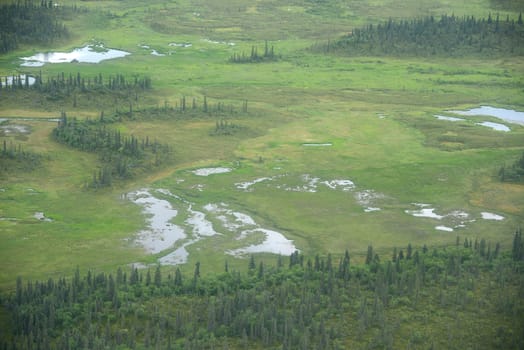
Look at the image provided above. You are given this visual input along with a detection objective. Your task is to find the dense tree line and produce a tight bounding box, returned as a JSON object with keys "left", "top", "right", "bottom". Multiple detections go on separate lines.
{"left": 0, "top": 0, "right": 74, "bottom": 54}
{"left": 1, "top": 232, "right": 523, "bottom": 349}
{"left": 52, "top": 112, "right": 170, "bottom": 187}
{"left": 317, "top": 13, "right": 524, "bottom": 57}
{"left": 499, "top": 151, "right": 524, "bottom": 182}
{"left": 229, "top": 41, "right": 278, "bottom": 63}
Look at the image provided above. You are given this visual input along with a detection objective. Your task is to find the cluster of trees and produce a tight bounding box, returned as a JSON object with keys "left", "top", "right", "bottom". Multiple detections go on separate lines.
{"left": 209, "top": 119, "right": 243, "bottom": 136}
{"left": 229, "top": 41, "right": 278, "bottom": 63}
{"left": 0, "top": 0, "right": 72, "bottom": 54}
{"left": 499, "top": 151, "right": 524, "bottom": 182}
{"left": 2, "top": 233, "right": 523, "bottom": 349}
{"left": 0, "top": 140, "right": 41, "bottom": 173}
{"left": 52, "top": 112, "right": 170, "bottom": 188}
{"left": 319, "top": 14, "right": 524, "bottom": 56}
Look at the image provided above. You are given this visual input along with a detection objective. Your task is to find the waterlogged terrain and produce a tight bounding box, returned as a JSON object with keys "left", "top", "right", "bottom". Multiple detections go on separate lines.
{"left": 125, "top": 164, "right": 513, "bottom": 266}
{"left": 404, "top": 203, "right": 501, "bottom": 232}
{"left": 435, "top": 106, "right": 524, "bottom": 132}
{"left": 128, "top": 185, "right": 298, "bottom": 267}
{"left": 450, "top": 106, "right": 524, "bottom": 125}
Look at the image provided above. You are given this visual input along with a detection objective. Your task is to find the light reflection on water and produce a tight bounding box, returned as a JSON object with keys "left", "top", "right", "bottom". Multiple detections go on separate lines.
{"left": 20, "top": 45, "right": 130, "bottom": 66}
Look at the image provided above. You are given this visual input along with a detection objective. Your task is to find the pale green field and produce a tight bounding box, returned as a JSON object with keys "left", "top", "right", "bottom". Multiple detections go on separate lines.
{"left": 0, "top": 0, "right": 523, "bottom": 289}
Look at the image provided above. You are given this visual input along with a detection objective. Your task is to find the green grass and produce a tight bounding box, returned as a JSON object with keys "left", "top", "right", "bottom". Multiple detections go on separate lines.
{"left": 0, "top": 0, "right": 523, "bottom": 290}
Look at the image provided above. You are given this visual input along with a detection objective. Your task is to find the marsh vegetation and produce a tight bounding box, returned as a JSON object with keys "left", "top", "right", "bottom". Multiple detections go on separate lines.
{"left": 0, "top": 0, "right": 523, "bottom": 348}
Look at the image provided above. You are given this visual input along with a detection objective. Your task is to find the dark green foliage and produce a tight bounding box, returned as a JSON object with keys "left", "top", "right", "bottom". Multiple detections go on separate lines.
{"left": 52, "top": 112, "right": 170, "bottom": 188}
{"left": 3, "top": 238, "right": 522, "bottom": 349}
{"left": 513, "top": 228, "right": 524, "bottom": 261}
{"left": 320, "top": 14, "right": 524, "bottom": 57}
{"left": 229, "top": 41, "right": 278, "bottom": 63}
{"left": 210, "top": 119, "right": 243, "bottom": 136}
{"left": 0, "top": 140, "right": 42, "bottom": 173}
{"left": 0, "top": 0, "right": 72, "bottom": 53}
{"left": 499, "top": 152, "right": 524, "bottom": 182}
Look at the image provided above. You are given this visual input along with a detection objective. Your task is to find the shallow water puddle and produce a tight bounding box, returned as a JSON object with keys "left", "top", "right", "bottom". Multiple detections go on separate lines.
{"left": 128, "top": 189, "right": 297, "bottom": 266}
{"left": 228, "top": 229, "right": 297, "bottom": 256}
{"left": 186, "top": 205, "right": 220, "bottom": 237}
{"left": 435, "top": 225, "right": 454, "bottom": 232}
{"left": 354, "top": 190, "right": 384, "bottom": 209}
{"left": 192, "top": 167, "right": 232, "bottom": 176}
{"left": 205, "top": 203, "right": 297, "bottom": 256}
{"left": 236, "top": 174, "right": 380, "bottom": 211}
{"left": 34, "top": 212, "right": 52, "bottom": 222}
{"left": 235, "top": 176, "right": 276, "bottom": 191}
{"left": 323, "top": 179, "right": 355, "bottom": 191}
{"left": 169, "top": 42, "right": 193, "bottom": 48}
{"left": 476, "top": 121, "right": 510, "bottom": 132}
{"left": 481, "top": 212, "right": 504, "bottom": 220}
{"left": 449, "top": 106, "right": 524, "bottom": 126}
{"left": 302, "top": 143, "right": 333, "bottom": 147}
{"left": 1, "top": 74, "right": 35, "bottom": 87}
{"left": 1, "top": 124, "right": 31, "bottom": 135}
{"left": 128, "top": 189, "right": 185, "bottom": 254}
{"left": 0, "top": 117, "right": 60, "bottom": 122}
{"left": 20, "top": 44, "right": 130, "bottom": 67}
{"left": 276, "top": 174, "right": 321, "bottom": 193}
{"left": 405, "top": 203, "right": 503, "bottom": 230}
{"left": 434, "top": 115, "right": 464, "bottom": 122}
{"left": 202, "top": 39, "right": 235, "bottom": 46}
{"left": 405, "top": 204, "right": 444, "bottom": 219}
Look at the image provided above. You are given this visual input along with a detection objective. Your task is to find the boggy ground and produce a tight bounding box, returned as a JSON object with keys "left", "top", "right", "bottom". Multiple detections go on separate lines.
{"left": 0, "top": 0, "right": 523, "bottom": 289}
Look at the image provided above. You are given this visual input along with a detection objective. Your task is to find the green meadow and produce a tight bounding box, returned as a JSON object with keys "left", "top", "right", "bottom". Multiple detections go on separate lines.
{"left": 0, "top": 0, "right": 523, "bottom": 291}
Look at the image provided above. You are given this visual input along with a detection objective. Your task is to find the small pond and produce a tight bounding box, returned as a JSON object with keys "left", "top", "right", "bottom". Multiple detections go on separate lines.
{"left": 20, "top": 44, "right": 130, "bottom": 67}
{"left": 449, "top": 106, "right": 524, "bottom": 126}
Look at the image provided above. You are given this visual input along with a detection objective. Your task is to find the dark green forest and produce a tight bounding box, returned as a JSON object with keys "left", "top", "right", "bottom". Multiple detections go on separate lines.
{"left": 1, "top": 233, "right": 523, "bottom": 349}
{"left": 499, "top": 151, "right": 524, "bottom": 182}
{"left": 319, "top": 14, "right": 524, "bottom": 57}
{"left": 0, "top": 1, "right": 74, "bottom": 54}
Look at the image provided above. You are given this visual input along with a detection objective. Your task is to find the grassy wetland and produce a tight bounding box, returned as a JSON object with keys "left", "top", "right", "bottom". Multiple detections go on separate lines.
{"left": 1, "top": 0, "right": 524, "bottom": 348}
